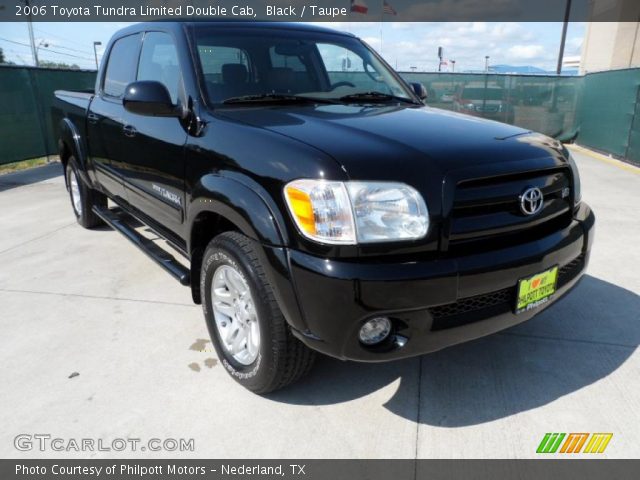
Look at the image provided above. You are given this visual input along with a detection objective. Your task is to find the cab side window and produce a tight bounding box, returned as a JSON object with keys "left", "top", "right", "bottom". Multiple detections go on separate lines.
{"left": 103, "top": 33, "right": 142, "bottom": 98}
{"left": 137, "top": 32, "right": 182, "bottom": 104}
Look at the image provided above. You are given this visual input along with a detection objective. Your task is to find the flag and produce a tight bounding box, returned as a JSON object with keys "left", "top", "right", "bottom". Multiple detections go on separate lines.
{"left": 383, "top": 0, "right": 397, "bottom": 15}
{"left": 350, "top": 0, "right": 368, "bottom": 14}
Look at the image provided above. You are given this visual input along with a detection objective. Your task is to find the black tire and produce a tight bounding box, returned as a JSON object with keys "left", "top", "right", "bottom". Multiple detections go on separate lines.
{"left": 65, "top": 157, "right": 106, "bottom": 229}
{"left": 201, "top": 232, "right": 316, "bottom": 394}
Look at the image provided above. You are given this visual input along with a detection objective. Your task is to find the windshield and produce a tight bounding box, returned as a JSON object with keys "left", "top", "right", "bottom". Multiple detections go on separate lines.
{"left": 192, "top": 27, "right": 415, "bottom": 105}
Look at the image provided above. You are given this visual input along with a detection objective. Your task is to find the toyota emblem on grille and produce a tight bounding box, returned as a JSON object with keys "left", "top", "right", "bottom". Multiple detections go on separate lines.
{"left": 520, "top": 187, "right": 544, "bottom": 215}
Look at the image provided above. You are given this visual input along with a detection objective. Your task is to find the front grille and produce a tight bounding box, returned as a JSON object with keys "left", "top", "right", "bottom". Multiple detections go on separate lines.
{"left": 446, "top": 168, "right": 573, "bottom": 254}
{"left": 429, "top": 287, "right": 513, "bottom": 330}
{"left": 429, "top": 252, "right": 586, "bottom": 331}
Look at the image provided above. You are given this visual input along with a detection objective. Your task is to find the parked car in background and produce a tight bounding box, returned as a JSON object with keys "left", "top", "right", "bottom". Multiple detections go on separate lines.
{"left": 454, "top": 83, "right": 515, "bottom": 123}
{"left": 440, "top": 90, "right": 455, "bottom": 103}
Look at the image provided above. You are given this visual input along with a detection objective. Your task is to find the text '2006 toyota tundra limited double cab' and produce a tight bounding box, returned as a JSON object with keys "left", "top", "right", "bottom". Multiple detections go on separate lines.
{"left": 53, "top": 22, "right": 595, "bottom": 393}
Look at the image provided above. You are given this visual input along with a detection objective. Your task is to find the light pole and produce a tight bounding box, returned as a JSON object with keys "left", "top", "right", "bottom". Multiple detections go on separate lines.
{"left": 485, "top": 55, "right": 490, "bottom": 72}
{"left": 36, "top": 39, "right": 49, "bottom": 65}
{"left": 556, "top": 0, "right": 572, "bottom": 74}
{"left": 24, "top": 0, "right": 38, "bottom": 66}
{"left": 93, "top": 41, "right": 102, "bottom": 70}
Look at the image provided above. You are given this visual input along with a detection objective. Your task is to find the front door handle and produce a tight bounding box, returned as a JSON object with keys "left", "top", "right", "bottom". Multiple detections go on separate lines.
{"left": 123, "top": 125, "right": 137, "bottom": 138}
{"left": 87, "top": 113, "right": 99, "bottom": 124}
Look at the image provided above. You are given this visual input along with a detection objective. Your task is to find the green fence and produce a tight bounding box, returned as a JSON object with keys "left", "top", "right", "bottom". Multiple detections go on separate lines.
{"left": 409, "top": 70, "right": 640, "bottom": 163}
{"left": 574, "top": 69, "right": 640, "bottom": 162}
{"left": 332, "top": 69, "right": 639, "bottom": 163}
{"left": 401, "top": 72, "right": 582, "bottom": 141}
{"left": 1, "top": 65, "right": 639, "bottom": 165}
{"left": 0, "top": 65, "right": 96, "bottom": 165}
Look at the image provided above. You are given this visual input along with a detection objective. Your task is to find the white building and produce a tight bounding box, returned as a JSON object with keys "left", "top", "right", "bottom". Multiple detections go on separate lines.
{"left": 580, "top": 22, "right": 640, "bottom": 73}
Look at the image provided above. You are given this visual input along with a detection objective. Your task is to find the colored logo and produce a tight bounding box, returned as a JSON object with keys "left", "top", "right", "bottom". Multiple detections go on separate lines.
{"left": 536, "top": 433, "right": 613, "bottom": 454}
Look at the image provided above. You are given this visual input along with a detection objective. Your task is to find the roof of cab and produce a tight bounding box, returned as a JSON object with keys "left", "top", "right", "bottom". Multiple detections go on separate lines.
{"left": 113, "top": 21, "right": 354, "bottom": 39}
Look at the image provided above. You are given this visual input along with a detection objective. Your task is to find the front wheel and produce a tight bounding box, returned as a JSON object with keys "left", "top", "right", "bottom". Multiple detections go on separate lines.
{"left": 201, "top": 232, "right": 316, "bottom": 394}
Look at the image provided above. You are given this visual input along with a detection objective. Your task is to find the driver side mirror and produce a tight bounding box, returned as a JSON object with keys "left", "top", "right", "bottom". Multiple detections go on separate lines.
{"left": 410, "top": 82, "right": 428, "bottom": 101}
{"left": 123, "top": 81, "right": 184, "bottom": 118}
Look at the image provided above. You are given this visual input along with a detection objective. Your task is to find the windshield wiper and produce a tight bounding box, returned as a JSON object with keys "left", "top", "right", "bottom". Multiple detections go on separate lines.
{"left": 338, "top": 91, "right": 417, "bottom": 104}
{"left": 222, "top": 93, "right": 336, "bottom": 105}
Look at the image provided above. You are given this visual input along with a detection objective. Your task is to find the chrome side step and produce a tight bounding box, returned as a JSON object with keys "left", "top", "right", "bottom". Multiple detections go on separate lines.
{"left": 92, "top": 206, "right": 190, "bottom": 286}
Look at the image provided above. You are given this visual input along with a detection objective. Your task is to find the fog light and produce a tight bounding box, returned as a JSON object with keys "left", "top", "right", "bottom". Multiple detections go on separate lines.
{"left": 359, "top": 317, "right": 392, "bottom": 345}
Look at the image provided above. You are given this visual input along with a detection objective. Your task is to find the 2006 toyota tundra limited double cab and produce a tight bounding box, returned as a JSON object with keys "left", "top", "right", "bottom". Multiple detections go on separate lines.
{"left": 53, "top": 22, "right": 595, "bottom": 393}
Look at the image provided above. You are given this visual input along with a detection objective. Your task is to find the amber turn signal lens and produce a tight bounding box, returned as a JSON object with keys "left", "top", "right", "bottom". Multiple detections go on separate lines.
{"left": 285, "top": 186, "right": 316, "bottom": 235}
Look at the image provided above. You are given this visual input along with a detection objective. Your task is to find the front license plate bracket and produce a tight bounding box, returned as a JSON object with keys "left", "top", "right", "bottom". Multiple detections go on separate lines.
{"left": 515, "top": 266, "right": 559, "bottom": 314}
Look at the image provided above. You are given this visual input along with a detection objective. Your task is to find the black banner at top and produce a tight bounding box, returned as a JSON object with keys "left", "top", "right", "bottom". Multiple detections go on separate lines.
{"left": 0, "top": 0, "right": 639, "bottom": 22}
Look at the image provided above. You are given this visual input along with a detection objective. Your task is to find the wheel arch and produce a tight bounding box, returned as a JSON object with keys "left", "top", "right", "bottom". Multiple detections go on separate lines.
{"left": 58, "top": 118, "right": 91, "bottom": 187}
{"left": 186, "top": 175, "right": 290, "bottom": 304}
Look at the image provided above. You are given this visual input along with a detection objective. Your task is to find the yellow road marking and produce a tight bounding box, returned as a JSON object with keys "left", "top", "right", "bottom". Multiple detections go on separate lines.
{"left": 568, "top": 145, "right": 640, "bottom": 175}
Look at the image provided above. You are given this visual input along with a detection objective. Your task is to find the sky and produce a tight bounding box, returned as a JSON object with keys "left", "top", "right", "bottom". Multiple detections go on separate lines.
{"left": 0, "top": 22, "right": 585, "bottom": 72}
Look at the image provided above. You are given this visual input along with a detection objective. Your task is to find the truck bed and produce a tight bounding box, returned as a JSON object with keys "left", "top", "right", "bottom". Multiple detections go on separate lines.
{"left": 54, "top": 90, "right": 93, "bottom": 110}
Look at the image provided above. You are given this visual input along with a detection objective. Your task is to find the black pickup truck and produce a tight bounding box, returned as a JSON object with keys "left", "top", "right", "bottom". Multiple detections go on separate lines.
{"left": 52, "top": 22, "right": 594, "bottom": 393}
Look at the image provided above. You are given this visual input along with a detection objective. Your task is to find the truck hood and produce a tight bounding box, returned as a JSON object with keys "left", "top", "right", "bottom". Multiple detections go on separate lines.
{"left": 218, "top": 104, "right": 567, "bottom": 186}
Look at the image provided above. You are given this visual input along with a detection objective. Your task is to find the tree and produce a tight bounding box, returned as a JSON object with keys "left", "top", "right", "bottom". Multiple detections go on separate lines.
{"left": 0, "top": 48, "right": 14, "bottom": 65}
{"left": 39, "top": 60, "right": 80, "bottom": 70}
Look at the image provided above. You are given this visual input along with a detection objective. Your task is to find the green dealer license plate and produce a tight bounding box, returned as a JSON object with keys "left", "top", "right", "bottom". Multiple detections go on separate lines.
{"left": 515, "top": 266, "right": 559, "bottom": 314}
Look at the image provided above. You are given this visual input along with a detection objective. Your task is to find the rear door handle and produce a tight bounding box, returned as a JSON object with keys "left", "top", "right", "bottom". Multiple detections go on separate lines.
{"left": 122, "top": 125, "right": 137, "bottom": 138}
{"left": 87, "top": 113, "right": 99, "bottom": 124}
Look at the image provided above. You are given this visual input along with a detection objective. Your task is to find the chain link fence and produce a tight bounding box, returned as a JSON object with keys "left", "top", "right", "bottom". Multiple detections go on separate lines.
{"left": 1, "top": 65, "right": 639, "bottom": 166}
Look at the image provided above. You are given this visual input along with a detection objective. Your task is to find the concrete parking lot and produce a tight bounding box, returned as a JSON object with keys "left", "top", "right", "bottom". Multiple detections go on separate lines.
{"left": 0, "top": 147, "right": 638, "bottom": 459}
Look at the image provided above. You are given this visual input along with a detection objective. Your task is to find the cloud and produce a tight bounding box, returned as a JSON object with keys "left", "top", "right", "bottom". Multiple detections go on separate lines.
{"left": 567, "top": 36, "right": 583, "bottom": 55}
{"left": 489, "top": 22, "right": 533, "bottom": 41}
{"left": 506, "top": 44, "right": 545, "bottom": 59}
{"left": 340, "top": 22, "right": 580, "bottom": 72}
{"left": 361, "top": 36, "right": 381, "bottom": 49}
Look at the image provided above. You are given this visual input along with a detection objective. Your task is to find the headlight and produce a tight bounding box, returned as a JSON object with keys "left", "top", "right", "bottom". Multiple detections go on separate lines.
{"left": 567, "top": 151, "right": 582, "bottom": 205}
{"left": 284, "top": 180, "right": 356, "bottom": 244}
{"left": 284, "top": 180, "right": 429, "bottom": 245}
{"left": 347, "top": 182, "right": 429, "bottom": 242}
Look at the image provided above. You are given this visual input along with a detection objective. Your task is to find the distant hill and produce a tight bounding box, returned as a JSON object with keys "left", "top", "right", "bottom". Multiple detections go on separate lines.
{"left": 489, "top": 64, "right": 579, "bottom": 75}
{"left": 491, "top": 64, "right": 547, "bottom": 74}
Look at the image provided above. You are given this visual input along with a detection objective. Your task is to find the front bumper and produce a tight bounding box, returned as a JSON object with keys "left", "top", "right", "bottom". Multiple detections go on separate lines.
{"left": 285, "top": 203, "right": 595, "bottom": 361}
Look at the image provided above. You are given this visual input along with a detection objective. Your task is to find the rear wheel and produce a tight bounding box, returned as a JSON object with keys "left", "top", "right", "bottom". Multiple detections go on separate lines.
{"left": 201, "top": 232, "right": 316, "bottom": 394}
{"left": 65, "top": 157, "right": 106, "bottom": 229}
